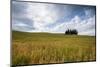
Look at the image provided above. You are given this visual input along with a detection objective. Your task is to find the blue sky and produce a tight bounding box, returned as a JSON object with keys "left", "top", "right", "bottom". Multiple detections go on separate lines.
{"left": 12, "top": 1, "right": 96, "bottom": 36}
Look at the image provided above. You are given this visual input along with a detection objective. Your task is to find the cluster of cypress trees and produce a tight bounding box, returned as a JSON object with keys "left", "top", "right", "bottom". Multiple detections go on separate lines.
{"left": 65, "top": 29, "right": 78, "bottom": 35}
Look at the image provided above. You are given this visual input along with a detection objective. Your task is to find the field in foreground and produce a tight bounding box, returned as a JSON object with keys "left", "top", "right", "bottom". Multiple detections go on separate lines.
{"left": 12, "top": 31, "right": 96, "bottom": 65}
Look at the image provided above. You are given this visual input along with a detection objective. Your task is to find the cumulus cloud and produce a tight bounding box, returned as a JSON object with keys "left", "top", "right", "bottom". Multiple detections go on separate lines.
{"left": 49, "top": 15, "right": 95, "bottom": 36}
{"left": 26, "top": 3, "right": 59, "bottom": 30}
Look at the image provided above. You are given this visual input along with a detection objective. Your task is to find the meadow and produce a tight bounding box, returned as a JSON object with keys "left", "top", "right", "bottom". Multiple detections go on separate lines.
{"left": 12, "top": 31, "right": 96, "bottom": 65}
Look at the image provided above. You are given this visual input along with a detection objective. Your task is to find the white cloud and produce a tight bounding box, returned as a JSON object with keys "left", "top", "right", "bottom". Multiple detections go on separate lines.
{"left": 26, "top": 3, "right": 59, "bottom": 31}
{"left": 51, "top": 15, "right": 95, "bottom": 36}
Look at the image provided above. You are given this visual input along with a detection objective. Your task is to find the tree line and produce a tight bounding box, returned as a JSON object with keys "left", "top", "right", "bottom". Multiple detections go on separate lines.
{"left": 65, "top": 29, "right": 78, "bottom": 35}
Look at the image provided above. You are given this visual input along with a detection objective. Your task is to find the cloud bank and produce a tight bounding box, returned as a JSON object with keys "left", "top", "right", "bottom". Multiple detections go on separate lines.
{"left": 12, "top": 1, "right": 96, "bottom": 36}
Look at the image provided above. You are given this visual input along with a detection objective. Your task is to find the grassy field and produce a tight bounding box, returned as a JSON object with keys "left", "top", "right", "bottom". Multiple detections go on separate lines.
{"left": 12, "top": 31, "right": 96, "bottom": 65}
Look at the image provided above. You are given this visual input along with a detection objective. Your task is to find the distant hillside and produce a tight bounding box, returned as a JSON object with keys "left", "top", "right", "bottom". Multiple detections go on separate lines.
{"left": 12, "top": 31, "right": 95, "bottom": 42}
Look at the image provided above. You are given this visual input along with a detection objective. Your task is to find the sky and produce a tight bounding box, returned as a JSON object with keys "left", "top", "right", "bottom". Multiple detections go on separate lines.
{"left": 12, "top": 1, "right": 96, "bottom": 36}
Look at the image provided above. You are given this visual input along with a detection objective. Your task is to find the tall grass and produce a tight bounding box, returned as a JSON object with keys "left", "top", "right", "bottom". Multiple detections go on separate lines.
{"left": 12, "top": 31, "right": 96, "bottom": 65}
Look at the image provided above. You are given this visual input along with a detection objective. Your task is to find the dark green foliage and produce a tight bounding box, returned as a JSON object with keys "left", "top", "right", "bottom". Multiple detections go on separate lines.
{"left": 65, "top": 29, "right": 78, "bottom": 35}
